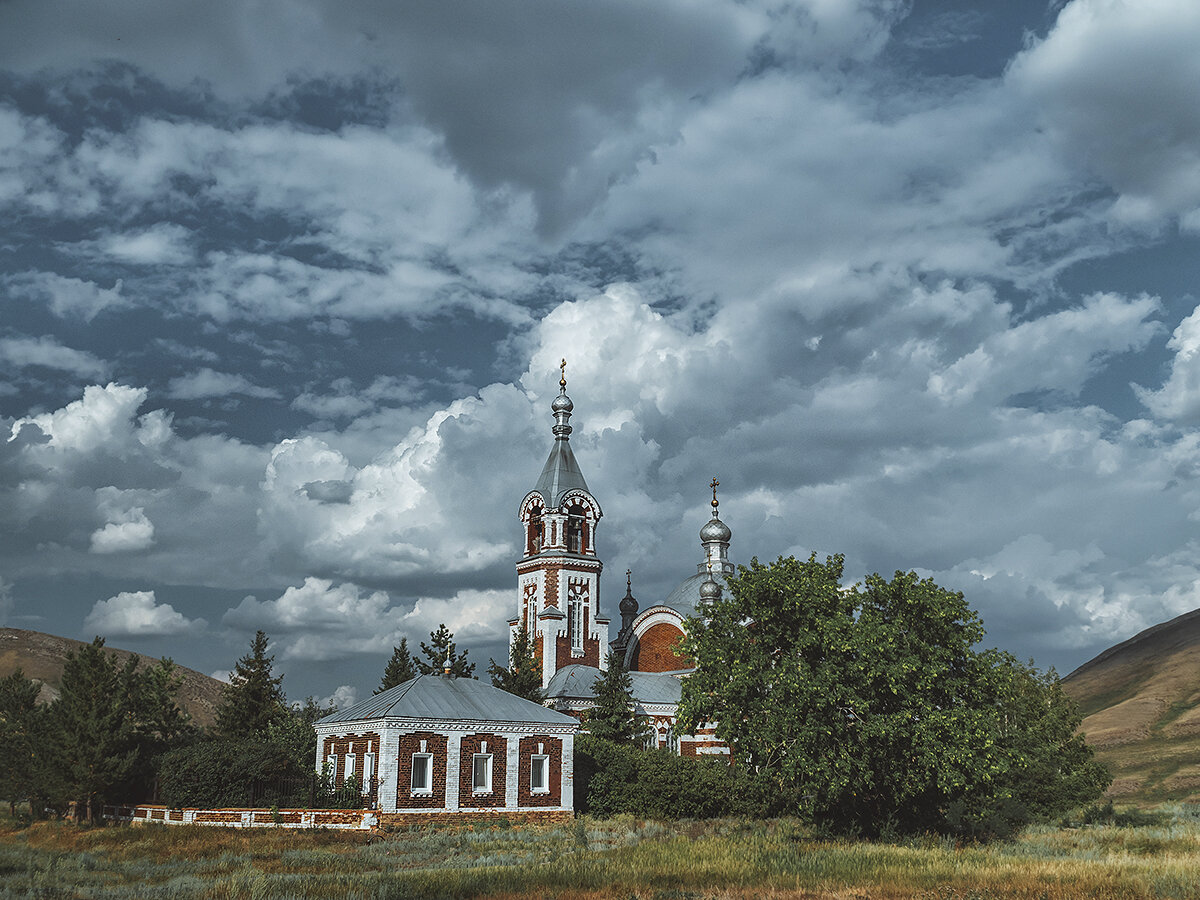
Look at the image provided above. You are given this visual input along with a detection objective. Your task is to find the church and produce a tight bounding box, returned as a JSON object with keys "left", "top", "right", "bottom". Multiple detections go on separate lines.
{"left": 509, "top": 364, "right": 729, "bottom": 757}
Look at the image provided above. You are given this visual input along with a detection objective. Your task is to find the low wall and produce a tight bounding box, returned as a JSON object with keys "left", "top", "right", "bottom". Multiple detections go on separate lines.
{"left": 104, "top": 805, "right": 378, "bottom": 830}
{"left": 379, "top": 808, "right": 572, "bottom": 828}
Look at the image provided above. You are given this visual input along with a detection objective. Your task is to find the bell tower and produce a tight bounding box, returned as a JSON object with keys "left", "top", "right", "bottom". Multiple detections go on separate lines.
{"left": 512, "top": 361, "right": 609, "bottom": 687}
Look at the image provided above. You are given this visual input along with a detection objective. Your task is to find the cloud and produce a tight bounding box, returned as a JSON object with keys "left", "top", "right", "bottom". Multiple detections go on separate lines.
{"left": 89, "top": 224, "right": 196, "bottom": 266}
{"left": 9, "top": 383, "right": 151, "bottom": 452}
{"left": 166, "top": 369, "right": 281, "bottom": 400}
{"left": 4, "top": 272, "right": 125, "bottom": 320}
{"left": 0, "top": 335, "right": 109, "bottom": 379}
{"left": 1009, "top": 0, "right": 1200, "bottom": 227}
{"left": 84, "top": 590, "right": 203, "bottom": 637}
{"left": 1136, "top": 303, "right": 1200, "bottom": 423}
{"left": 319, "top": 685, "right": 357, "bottom": 711}
{"left": 0, "top": 577, "right": 12, "bottom": 626}
{"left": 90, "top": 507, "right": 155, "bottom": 554}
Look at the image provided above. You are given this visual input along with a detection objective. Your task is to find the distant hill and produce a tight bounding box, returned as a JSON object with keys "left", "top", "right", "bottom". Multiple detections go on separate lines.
{"left": 1062, "top": 608, "right": 1200, "bottom": 804}
{"left": 0, "top": 627, "right": 225, "bottom": 727}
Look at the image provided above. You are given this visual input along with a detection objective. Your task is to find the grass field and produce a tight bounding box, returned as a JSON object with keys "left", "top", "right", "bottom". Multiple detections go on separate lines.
{"left": 4, "top": 806, "right": 1200, "bottom": 899}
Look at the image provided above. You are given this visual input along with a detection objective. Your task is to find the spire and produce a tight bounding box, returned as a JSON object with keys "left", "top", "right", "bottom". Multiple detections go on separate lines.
{"left": 699, "top": 476, "right": 733, "bottom": 575}
{"left": 534, "top": 359, "right": 590, "bottom": 507}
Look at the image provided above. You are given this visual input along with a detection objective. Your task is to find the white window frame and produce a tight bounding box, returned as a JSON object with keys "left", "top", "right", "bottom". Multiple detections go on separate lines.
{"left": 472, "top": 753, "right": 493, "bottom": 793}
{"left": 363, "top": 752, "right": 376, "bottom": 790}
{"left": 411, "top": 753, "right": 433, "bottom": 794}
{"left": 530, "top": 754, "right": 549, "bottom": 794}
{"left": 344, "top": 753, "right": 356, "bottom": 782}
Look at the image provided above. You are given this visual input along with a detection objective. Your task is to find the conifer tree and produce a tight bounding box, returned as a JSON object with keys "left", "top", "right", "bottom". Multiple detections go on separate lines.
{"left": 416, "top": 624, "right": 475, "bottom": 678}
{"left": 587, "top": 651, "right": 648, "bottom": 744}
{"left": 215, "top": 630, "right": 286, "bottom": 739}
{"left": 0, "top": 669, "right": 41, "bottom": 817}
{"left": 376, "top": 638, "right": 417, "bottom": 693}
{"left": 488, "top": 623, "right": 543, "bottom": 702}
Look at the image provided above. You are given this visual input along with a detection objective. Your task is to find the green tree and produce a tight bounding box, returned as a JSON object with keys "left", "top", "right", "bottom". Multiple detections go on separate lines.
{"left": 416, "top": 624, "right": 475, "bottom": 678}
{"left": 265, "top": 696, "right": 337, "bottom": 771}
{"left": 586, "top": 651, "right": 648, "bottom": 745}
{"left": 376, "top": 639, "right": 417, "bottom": 693}
{"left": 215, "top": 630, "right": 287, "bottom": 739}
{"left": 51, "top": 638, "right": 142, "bottom": 821}
{"left": 0, "top": 669, "right": 41, "bottom": 816}
{"left": 677, "top": 556, "right": 1109, "bottom": 836}
{"left": 488, "top": 622, "right": 543, "bottom": 702}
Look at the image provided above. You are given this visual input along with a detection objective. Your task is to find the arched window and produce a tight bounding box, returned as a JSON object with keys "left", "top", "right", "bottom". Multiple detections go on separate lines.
{"left": 566, "top": 504, "right": 586, "bottom": 554}
{"left": 528, "top": 508, "right": 543, "bottom": 554}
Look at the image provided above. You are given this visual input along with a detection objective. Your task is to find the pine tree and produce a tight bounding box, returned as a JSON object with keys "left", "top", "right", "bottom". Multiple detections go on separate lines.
{"left": 488, "top": 623, "right": 543, "bottom": 702}
{"left": 215, "top": 630, "right": 286, "bottom": 739}
{"left": 587, "top": 651, "right": 648, "bottom": 744}
{"left": 51, "top": 638, "right": 142, "bottom": 821}
{"left": 0, "top": 669, "right": 41, "bottom": 817}
{"left": 416, "top": 624, "right": 475, "bottom": 678}
{"left": 376, "top": 638, "right": 417, "bottom": 693}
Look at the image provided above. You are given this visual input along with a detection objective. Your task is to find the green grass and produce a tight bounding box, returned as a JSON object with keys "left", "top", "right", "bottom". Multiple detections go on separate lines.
{"left": 8, "top": 807, "right": 1200, "bottom": 898}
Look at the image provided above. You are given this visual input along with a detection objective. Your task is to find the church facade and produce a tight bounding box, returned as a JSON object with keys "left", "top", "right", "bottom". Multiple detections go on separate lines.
{"left": 508, "top": 367, "right": 729, "bottom": 757}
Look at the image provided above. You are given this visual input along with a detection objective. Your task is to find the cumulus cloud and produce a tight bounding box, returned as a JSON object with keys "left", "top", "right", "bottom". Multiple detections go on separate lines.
{"left": 90, "top": 507, "right": 155, "bottom": 554}
{"left": 319, "top": 685, "right": 358, "bottom": 711}
{"left": 1009, "top": 0, "right": 1200, "bottom": 227}
{"left": 84, "top": 590, "right": 203, "bottom": 637}
{"left": 1136, "top": 303, "right": 1200, "bottom": 423}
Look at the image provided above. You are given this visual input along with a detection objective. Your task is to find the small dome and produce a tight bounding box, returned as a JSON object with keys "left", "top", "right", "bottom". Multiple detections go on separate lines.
{"left": 551, "top": 392, "right": 573, "bottom": 413}
{"left": 700, "top": 516, "right": 732, "bottom": 544}
{"left": 620, "top": 590, "right": 639, "bottom": 615}
{"left": 699, "top": 572, "right": 722, "bottom": 603}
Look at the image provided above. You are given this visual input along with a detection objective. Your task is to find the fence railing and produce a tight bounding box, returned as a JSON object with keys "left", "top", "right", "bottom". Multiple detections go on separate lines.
{"left": 239, "top": 775, "right": 379, "bottom": 810}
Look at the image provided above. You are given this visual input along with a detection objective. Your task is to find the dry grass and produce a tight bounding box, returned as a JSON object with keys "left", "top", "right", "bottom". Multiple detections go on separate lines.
{"left": 6, "top": 808, "right": 1200, "bottom": 898}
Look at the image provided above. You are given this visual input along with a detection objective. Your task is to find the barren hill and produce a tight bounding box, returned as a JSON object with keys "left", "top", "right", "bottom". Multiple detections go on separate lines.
{"left": 1062, "top": 608, "right": 1200, "bottom": 803}
{"left": 0, "top": 627, "right": 224, "bottom": 727}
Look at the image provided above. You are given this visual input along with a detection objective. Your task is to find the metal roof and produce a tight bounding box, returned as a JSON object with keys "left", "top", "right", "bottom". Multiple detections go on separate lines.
{"left": 316, "top": 674, "right": 579, "bottom": 727}
{"left": 544, "top": 664, "right": 683, "bottom": 706}
{"left": 533, "top": 437, "right": 590, "bottom": 509}
{"left": 661, "top": 570, "right": 730, "bottom": 619}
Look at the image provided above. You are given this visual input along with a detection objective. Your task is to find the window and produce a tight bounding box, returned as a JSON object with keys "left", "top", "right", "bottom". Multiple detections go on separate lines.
{"left": 363, "top": 752, "right": 376, "bottom": 789}
{"left": 344, "top": 753, "right": 356, "bottom": 782}
{"left": 411, "top": 754, "right": 432, "bottom": 793}
{"left": 472, "top": 753, "right": 492, "bottom": 793}
{"left": 530, "top": 754, "right": 549, "bottom": 793}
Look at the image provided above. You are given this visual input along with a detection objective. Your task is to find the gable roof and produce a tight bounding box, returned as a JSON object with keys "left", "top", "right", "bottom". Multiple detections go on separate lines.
{"left": 544, "top": 664, "right": 684, "bottom": 705}
{"left": 317, "top": 674, "right": 578, "bottom": 727}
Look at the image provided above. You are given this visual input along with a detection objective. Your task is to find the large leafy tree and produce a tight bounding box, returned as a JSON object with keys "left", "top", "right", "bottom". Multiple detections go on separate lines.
{"left": 416, "top": 624, "right": 475, "bottom": 678}
{"left": 376, "top": 639, "right": 417, "bottom": 693}
{"left": 587, "top": 651, "right": 649, "bottom": 745}
{"left": 677, "top": 555, "right": 1109, "bottom": 836}
{"left": 488, "top": 623, "right": 543, "bottom": 702}
{"left": 216, "top": 630, "right": 287, "bottom": 739}
{"left": 265, "top": 696, "right": 338, "bottom": 770}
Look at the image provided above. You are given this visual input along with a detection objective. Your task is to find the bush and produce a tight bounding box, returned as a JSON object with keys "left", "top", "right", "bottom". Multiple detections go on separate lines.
{"left": 575, "top": 735, "right": 771, "bottom": 819}
{"left": 156, "top": 738, "right": 311, "bottom": 808}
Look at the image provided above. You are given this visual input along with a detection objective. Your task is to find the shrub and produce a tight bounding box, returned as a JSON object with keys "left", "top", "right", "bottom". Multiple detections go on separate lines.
{"left": 156, "top": 738, "right": 311, "bottom": 808}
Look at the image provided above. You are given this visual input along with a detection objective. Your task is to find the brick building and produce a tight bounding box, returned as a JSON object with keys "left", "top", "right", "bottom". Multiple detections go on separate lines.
{"left": 511, "top": 367, "right": 731, "bottom": 757}
{"left": 315, "top": 672, "right": 578, "bottom": 824}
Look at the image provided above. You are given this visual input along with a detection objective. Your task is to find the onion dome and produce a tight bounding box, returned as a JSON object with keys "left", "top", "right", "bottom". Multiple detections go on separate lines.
{"left": 699, "top": 564, "right": 723, "bottom": 603}
{"left": 700, "top": 476, "right": 732, "bottom": 544}
{"left": 619, "top": 570, "right": 639, "bottom": 616}
{"left": 532, "top": 360, "right": 591, "bottom": 507}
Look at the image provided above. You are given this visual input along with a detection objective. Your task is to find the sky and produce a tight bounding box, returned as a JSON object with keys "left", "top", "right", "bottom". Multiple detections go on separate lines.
{"left": 2, "top": 0, "right": 1200, "bottom": 709}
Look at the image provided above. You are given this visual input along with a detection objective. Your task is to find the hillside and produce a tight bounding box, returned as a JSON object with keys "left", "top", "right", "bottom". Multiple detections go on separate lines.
{"left": 1062, "top": 608, "right": 1200, "bottom": 804}
{"left": 0, "top": 627, "right": 225, "bottom": 727}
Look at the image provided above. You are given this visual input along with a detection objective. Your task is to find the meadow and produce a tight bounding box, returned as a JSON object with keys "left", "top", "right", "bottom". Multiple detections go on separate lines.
{"left": 4, "top": 806, "right": 1200, "bottom": 899}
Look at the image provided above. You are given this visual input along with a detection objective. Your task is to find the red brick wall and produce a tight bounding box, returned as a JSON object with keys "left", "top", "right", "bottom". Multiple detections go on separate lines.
{"left": 321, "top": 732, "right": 381, "bottom": 785}
{"left": 459, "top": 733, "right": 507, "bottom": 808}
{"left": 631, "top": 622, "right": 687, "bottom": 672}
{"left": 379, "top": 809, "right": 571, "bottom": 828}
{"left": 516, "top": 735, "right": 562, "bottom": 807}
{"left": 396, "top": 732, "right": 448, "bottom": 809}
{"left": 555, "top": 609, "right": 600, "bottom": 669}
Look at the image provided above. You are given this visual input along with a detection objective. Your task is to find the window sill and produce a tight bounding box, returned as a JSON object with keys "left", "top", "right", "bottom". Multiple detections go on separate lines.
{"left": 410, "top": 791, "right": 433, "bottom": 798}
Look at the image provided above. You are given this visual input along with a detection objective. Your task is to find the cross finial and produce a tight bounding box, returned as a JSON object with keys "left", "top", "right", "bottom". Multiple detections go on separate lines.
{"left": 559, "top": 358, "right": 567, "bottom": 391}
{"left": 710, "top": 476, "right": 720, "bottom": 511}
{"left": 626, "top": 568, "right": 632, "bottom": 590}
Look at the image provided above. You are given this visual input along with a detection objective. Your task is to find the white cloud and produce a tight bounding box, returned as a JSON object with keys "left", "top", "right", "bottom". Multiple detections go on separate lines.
{"left": 0, "top": 577, "right": 12, "bottom": 626}
{"left": 4, "top": 272, "right": 125, "bottom": 320}
{"left": 1136, "top": 303, "right": 1200, "bottom": 423}
{"left": 167, "top": 369, "right": 281, "bottom": 400}
{"left": 84, "top": 590, "right": 203, "bottom": 637}
{"left": 0, "top": 335, "right": 108, "bottom": 379}
{"left": 90, "top": 507, "right": 155, "bottom": 554}
{"left": 9, "top": 383, "right": 149, "bottom": 452}
{"left": 319, "top": 685, "right": 357, "bottom": 711}
{"left": 1009, "top": 0, "right": 1200, "bottom": 227}
{"left": 92, "top": 223, "right": 195, "bottom": 266}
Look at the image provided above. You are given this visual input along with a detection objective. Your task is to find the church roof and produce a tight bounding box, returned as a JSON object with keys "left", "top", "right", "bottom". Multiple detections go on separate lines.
{"left": 544, "top": 664, "right": 683, "bottom": 705}
{"left": 661, "top": 570, "right": 731, "bottom": 619}
{"left": 316, "top": 674, "right": 578, "bottom": 727}
{"left": 533, "top": 438, "right": 590, "bottom": 509}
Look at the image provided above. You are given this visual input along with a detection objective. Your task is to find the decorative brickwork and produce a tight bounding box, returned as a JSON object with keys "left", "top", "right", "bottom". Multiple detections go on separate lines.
{"left": 630, "top": 622, "right": 687, "bottom": 672}
{"left": 396, "top": 732, "right": 448, "bottom": 809}
{"left": 516, "top": 735, "right": 562, "bottom": 807}
{"left": 320, "top": 731, "right": 381, "bottom": 785}
{"left": 556, "top": 609, "right": 601, "bottom": 669}
{"left": 378, "top": 808, "right": 571, "bottom": 828}
{"left": 458, "top": 733, "right": 507, "bottom": 808}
